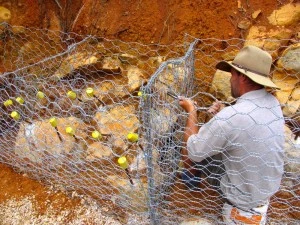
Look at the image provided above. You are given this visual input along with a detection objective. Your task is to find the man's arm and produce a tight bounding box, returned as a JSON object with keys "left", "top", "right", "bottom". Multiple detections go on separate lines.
{"left": 179, "top": 98, "right": 225, "bottom": 169}
{"left": 179, "top": 97, "right": 199, "bottom": 169}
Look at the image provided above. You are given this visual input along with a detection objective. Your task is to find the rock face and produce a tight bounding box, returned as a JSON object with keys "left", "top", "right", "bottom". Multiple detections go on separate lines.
{"left": 277, "top": 43, "right": 300, "bottom": 73}
{"left": 268, "top": 3, "right": 300, "bottom": 26}
{"left": 14, "top": 117, "right": 86, "bottom": 163}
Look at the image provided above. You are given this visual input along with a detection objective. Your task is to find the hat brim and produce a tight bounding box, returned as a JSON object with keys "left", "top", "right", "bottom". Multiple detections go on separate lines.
{"left": 216, "top": 61, "right": 279, "bottom": 89}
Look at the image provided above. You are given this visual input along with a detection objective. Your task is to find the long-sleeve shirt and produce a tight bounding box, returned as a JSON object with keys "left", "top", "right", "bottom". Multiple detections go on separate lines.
{"left": 187, "top": 89, "right": 285, "bottom": 210}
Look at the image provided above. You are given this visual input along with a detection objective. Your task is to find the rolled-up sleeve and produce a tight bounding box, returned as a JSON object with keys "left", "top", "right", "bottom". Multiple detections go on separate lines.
{"left": 187, "top": 117, "right": 229, "bottom": 162}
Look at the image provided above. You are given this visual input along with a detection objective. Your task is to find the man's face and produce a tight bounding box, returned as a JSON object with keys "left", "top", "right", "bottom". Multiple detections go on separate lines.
{"left": 230, "top": 68, "right": 241, "bottom": 98}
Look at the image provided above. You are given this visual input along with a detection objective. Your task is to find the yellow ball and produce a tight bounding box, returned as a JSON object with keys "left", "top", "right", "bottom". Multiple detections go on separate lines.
{"left": 66, "top": 126, "right": 75, "bottom": 136}
{"left": 11, "top": 111, "right": 20, "bottom": 120}
{"left": 4, "top": 99, "right": 13, "bottom": 107}
{"left": 127, "top": 132, "right": 139, "bottom": 142}
{"left": 16, "top": 97, "right": 25, "bottom": 104}
{"left": 138, "top": 91, "right": 143, "bottom": 97}
{"left": 86, "top": 87, "right": 94, "bottom": 97}
{"left": 91, "top": 130, "right": 102, "bottom": 140}
{"left": 49, "top": 117, "right": 58, "bottom": 127}
{"left": 67, "top": 91, "right": 77, "bottom": 100}
{"left": 118, "top": 156, "right": 129, "bottom": 170}
{"left": 36, "top": 91, "right": 45, "bottom": 99}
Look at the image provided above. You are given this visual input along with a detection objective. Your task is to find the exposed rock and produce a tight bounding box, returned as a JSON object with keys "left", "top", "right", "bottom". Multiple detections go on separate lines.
{"left": 283, "top": 126, "right": 300, "bottom": 175}
{"left": 277, "top": 43, "right": 300, "bottom": 73}
{"left": 94, "top": 105, "right": 139, "bottom": 136}
{"left": 283, "top": 100, "right": 300, "bottom": 116}
{"left": 53, "top": 52, "right": 99, "bottom": 79}
{"left": 268, "top": 3, "right": 300, "bottom": 26}
{"left": 252, "top": 10, "right": 262, "bottom": 19}
{"left": 273, "top": 71, "right": 298, "bottom": 105}
{"left": 118, "top": 53, "right": 138, "bottom": 65}
{"left": 14, "top": 117, "right": 86, "bottom": 163}
{"left": 210, "top": 70, "right": 232, "bottom": 101}
{"left": 129, "top": 151, "right": 147, "bottom": 172}
{"left": 238, "top": 20, "right": 251, "bottom": 30}
{"left": 245, "top": 26, "right": 293, "bottom": 57}
{"left": 107, "top": 175, "right": 148, "bottom": 212}
{"left": 127, "top": 66, "right": 145, "bottom": 92}
{"left": 102, "top": 56, "right": 122, "bottom": 71}
{"left": 0, "top": 6, "right": 11, "bottom": 23}
{"left": 86, "top": 142, "right": 112, "bottom": 160}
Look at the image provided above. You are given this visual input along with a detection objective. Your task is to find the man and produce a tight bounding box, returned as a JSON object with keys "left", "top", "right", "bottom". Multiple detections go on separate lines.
{"left": 179, "top": 45, "right": 285, "bottom": 224}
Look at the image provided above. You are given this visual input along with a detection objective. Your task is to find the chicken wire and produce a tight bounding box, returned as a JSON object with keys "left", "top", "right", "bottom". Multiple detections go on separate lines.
{"left": 0, "top": 23, "right": 299, "bottom": 224}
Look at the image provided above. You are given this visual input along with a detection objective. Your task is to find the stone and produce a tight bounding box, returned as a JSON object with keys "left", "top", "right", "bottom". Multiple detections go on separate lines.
{"left": 283, "top": 126, "right": 300, "bottom": 175}
{"left": 238, "top": 20, "right": 251, "bottom": 30}
{"left": 245, "top": 26, "right": 293, "bottom": 57}
{"left": 54, "top": 52, "right": 99, "bottom": 79}
{"left": 94, "top": 105, "right": 139, "bottom": 137}
{"left": 106, "top": 175, "right": 148, "bottom": 212}
{"left": 102, "top": 57, "right": 122, "bottom": 71}
{"left": 277, "top": 43, "right": 300, "bottom": 73}
{"left": 273, "top": 71, "right": 298, "bottom": 105}
{"left": 283, "top": 99, "right": 300, "bottom": 116}
{"left": 210, "top": 70, "right": 232, "bottom": 101}
{"left": 126, "top": 66, "right": 145, "bottom": 92}
{"left": 252, "top": 10, "right": 261, "bottom": 19}
{"left": 86, "top": 142, "right": 112, "bottom": 160}
{"left": 14, "top": 117, "right": 86, "bottom": 164}
{"left": 0, "top": 6, "right": 11, "bottom": 23}
{"left": 268, "top": 3, "right": 300, "bottom": 26}
{"left": 118, "top": 53, "right": 138, "bottom": 65}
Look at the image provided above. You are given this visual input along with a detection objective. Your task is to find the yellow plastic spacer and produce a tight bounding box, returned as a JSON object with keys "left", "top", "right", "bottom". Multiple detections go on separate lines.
{"left": 66, "top": 126, "right": 75, "bottom": 136}
{"left": 127, "top": 132, "right": 139, "bottom": 142}
{"left": 86, "top": 87, "right": 94, "bottom": 97}
{"left": 4, "top": 99, "right": 13, "bottom": 107}
{"left": 49, "top": 117, "right": 58, "bottom": 127}
{"left": 92, "top": 130, "right": 102, "bottom": 140}
{"left": 138, "top": 91, "right": 143, "bottom": 97}
{"left": 67, "top": 90, "right": 77, "bottom": 100}
{"left": 118, "top": 156, "right": 129, "bottom": 170}
{"left": 36, "top": 91, "right": 45, "bottom": 99}
{"left": 16, "top": 97, "right": 25, "bottom": 104}
{"left": 11, "top": 111, "right": 20, "bottom": 120}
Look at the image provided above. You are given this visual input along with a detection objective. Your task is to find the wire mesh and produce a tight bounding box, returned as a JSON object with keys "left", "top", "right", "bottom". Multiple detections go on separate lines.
{"left": 0, "top": 23, "right": 299, "bottom": 224}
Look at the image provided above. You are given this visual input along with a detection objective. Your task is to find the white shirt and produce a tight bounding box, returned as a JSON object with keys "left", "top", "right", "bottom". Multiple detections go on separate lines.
{"left": 187, "top": 89, "right": 285, "bottom": 210}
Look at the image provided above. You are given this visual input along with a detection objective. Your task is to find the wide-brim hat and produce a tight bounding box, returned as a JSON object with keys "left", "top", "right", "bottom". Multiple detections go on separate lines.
{"left": 216, "top": 45, "right": 278, "bottom": 88}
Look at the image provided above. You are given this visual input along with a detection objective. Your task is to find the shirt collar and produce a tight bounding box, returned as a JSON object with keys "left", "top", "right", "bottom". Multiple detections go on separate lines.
{"left": 236, "top": 89, "right": 268, "bottom": 103}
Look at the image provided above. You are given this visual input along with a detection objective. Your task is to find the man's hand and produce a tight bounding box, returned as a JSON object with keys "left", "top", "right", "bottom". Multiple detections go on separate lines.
{"left": 207, "top": 101, "right": 225, "bottom": 115}
{"left": 179, "top": 97, "right": 197, "bottom": 113}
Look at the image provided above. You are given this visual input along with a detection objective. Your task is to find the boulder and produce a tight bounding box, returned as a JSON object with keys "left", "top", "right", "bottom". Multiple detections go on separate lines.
{"left": 210, "top": 70, "right": 232, "bottom": 101}
{"left": 118, "top": 53, "right": 138, "bottom": 65}
{"left": 86, "top": 142, "right": 112, "bottom": 161}
{"left": 14, "top": 117, "right": 86, "bottom": 164}
{"left": 245, "top": 26, "right": 292, "bottom": 57}
{"left": 283, "top": 126, "right": 300, "bottom": 176}
{"left": 0, "top": 6, "right": 11, "bottom": 23}
{"left": 107, "top": 175, "right": 148, "bottom": 212}
{"left": 273, "top": 71, "right": 298, "bottom": 105}
{"left": 277, "top": 43, "right": 300, "bottom": 73}
{"left": 126, "top": 66, "right": 145, "bottom": 92}
{"left": 54, "top": 52, "right": 99, "bottom": 79}
{"left": 268, "top": 3, "right": 300, "bottom": 26}
{"left": 93, "top": 105, "right": 139, "bottom": 137}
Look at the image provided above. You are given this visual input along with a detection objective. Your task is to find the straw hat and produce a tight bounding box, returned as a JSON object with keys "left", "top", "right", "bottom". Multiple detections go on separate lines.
{"left": 216, "top": 45, "right": 278, "bottom": 88}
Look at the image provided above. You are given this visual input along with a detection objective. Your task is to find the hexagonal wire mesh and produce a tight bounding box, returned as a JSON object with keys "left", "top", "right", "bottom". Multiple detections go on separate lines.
{"left": 0, "top": 23, "right": 299, "bottom": 224}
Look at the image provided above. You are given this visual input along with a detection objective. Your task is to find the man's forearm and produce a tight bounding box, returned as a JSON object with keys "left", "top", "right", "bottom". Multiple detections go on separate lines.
{"left": 184, "top": 109, "right": 199, "bottom": 143}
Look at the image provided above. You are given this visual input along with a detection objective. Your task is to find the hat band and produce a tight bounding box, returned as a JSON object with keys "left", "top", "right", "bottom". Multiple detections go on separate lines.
{"left": 232, "top": 63, "right": 267, "bottom": 77}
